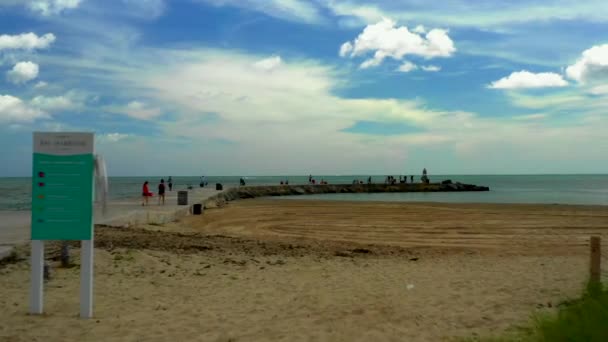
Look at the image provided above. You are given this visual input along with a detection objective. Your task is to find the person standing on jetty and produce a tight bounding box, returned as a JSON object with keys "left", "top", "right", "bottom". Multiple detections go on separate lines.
{"left": 168, "top": 176, "right": 173, "bottom": 191}
{"left": 158, "top": 179, "right": 166, "bottom": 205}
{"left": 142, "top": 181, "right": 151, "bottom": 206}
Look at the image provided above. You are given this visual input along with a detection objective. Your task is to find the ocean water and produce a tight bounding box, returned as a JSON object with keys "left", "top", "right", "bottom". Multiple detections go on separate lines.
{"left": 1, "top": 175, "right": 607, "bottom": 211}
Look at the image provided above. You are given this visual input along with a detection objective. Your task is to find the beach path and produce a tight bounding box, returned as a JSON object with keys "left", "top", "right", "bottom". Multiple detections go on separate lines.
{"left": 0, "top": 186, "right": 224, "bottom": 259}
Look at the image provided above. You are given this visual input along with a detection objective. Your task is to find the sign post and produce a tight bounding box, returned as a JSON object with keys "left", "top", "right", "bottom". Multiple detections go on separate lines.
{"left": 30, "top": 132, "right": 95, "bottom": 318}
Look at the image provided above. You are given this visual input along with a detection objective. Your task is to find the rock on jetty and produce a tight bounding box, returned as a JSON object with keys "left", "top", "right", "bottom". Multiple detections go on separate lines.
{"left": 204, "top": 181, "right": 489, "bottom": 209}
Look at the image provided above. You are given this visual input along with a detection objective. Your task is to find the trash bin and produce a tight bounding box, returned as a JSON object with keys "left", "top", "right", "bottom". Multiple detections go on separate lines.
{"left": 216, "top": 183, "right": 223, "bottom": 191}
{"left": 177, "top": 191, "right": 188, "bottom": 205}
{"left": 192, "top": 204, "right": 202, "bottom": 215}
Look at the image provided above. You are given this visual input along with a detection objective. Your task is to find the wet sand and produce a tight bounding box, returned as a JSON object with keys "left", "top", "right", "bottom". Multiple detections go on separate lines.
{"left": 1, "top": 200, "right": 607, "bottom": 341}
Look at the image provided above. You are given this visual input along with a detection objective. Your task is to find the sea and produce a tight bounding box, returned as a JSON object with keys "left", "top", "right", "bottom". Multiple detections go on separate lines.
{"left": 1, "top": 175, "right": 607, "bottom": 211}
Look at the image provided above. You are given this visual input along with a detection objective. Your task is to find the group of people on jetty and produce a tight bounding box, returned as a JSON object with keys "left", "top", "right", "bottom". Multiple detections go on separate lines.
{"left": 316, "top": 169, "right": 431, "bottom": 186}
{"left": 308, "top": 175, "right": 328, "bottom": 185}
{"left": 142, "top": 169, "right": 431, "bottom": 205}
{"left": 141, "top": 176, "right": 173, "bottom": 206}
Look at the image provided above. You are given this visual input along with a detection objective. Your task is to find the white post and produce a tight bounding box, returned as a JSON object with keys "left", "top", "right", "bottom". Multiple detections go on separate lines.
{"left": 30, "top": 240, "right": 44, "bottom": 314}
{"left": 80, "top": 238, "right": 94, "bottom": 318}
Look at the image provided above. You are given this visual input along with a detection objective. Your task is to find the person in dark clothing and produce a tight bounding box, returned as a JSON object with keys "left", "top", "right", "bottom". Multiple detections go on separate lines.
{"left": 158, "top": 179, "right": 166, "bottom": 205}
{"left": 410, "top": 175, "right": 414, "bottom": 183}
{"left": 168, "top": 176, "right": 173, "bottom": 191}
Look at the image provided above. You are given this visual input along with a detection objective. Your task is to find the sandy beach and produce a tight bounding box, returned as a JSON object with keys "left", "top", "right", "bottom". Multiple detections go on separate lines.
{"left": 1, "top": 199, "right": 607, "bottom": 341}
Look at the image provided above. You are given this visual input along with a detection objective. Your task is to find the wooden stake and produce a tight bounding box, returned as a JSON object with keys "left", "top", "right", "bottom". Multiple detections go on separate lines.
{"left": 590, "top": 236, "right": 601, "bottom": 283}
{"left": 60, "top": 242, "right": 70, "bottom": 267}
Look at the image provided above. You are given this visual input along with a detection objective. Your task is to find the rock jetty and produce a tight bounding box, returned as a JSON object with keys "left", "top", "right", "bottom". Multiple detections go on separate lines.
{"left": 204, "top": 181, "right": 489, "bottom": 209}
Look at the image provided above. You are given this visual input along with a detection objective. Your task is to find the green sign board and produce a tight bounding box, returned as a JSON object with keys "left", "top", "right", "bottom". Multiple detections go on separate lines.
{"left": 31, "top": 132, "right": 95, "bottom": 240}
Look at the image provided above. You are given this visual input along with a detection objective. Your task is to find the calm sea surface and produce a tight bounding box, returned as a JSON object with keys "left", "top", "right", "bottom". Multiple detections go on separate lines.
{"left": 1, "top": 175, "right": 607, "bottom": 211}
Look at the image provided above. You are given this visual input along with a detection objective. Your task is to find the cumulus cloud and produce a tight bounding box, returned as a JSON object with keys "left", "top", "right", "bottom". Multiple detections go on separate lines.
{"left": 0, "top": 32, "right": 56, "bottom": 51}
{"left": 339, "top": 42, "right": 353, "bottom": 57}
{"left": 397, "top": 61, "right": 417, "bottom": 72}
{"left": 124, "top": 101, "right": 162, "bottom": 120}
{"left": 413, "top": 25, "right": 426, "bottom": 34}
{"left": 253, "top": 55, "right": 283, "bottom": 71}
{"left": 488, "top": 71, "right": 568, "bottom": 89}
{"left": 0, "top": 94, "right": 48, "bottom": 123}
{"left": 27, "top": 0, "right": 81, "bottom": 15}
{"left": 339, "top": 18, "right": 456, "bottom": 69}
{"left": 421, "top": 65, "right": 441, "bottom": 72}
{"left": 7, "top": 61, "right": 39, "bottom": 84}
{"left": 565, "top": 44, "right": 608, "bottom": 83}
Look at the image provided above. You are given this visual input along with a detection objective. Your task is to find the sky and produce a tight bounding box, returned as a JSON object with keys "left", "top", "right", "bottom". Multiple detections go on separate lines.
{"left": 0, "top": 0, "right": 607, "bottom": 176}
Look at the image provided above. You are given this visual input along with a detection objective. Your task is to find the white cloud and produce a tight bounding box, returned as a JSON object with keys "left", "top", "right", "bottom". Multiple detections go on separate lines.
{"left": 0, "top": 94, "right": 48, "bottom": 123}
{"left": 565, "top": 44, "right": 608, "bottom": 83}
{"left": 99, "top": 133, "right": 130, "bottom": 142}
{"left": 30, "top": 95, "right": 75, "bottom": 111}
{"left": 397, "top": 61, "right": 417, "bottom": 72}
{"left": 124, "top": 101, "right": 161, "bottom": 120}
{"left": 28, "top": 43, "right": 608, "bottom": 175}
{"left": 253, "top": 55, "right": 283, "bottom": 72}
{"left": 340, "top": 18, "right": 455, "bottom": 69}
{"left": 513, "top": 113, "right": 549, "bottom": 121}
{"left": 27, "top": 0, "right": 81, "bottom": 15}
{"left": 421, "top": 65, "right": 441, "bottom": 72}
{"left": 413, "top": 25, "right": 426, "bottom": 34}
{"left": 198, "top": 0, "right": 322, "bottom": 24}
{"left": 33, "top": 81, "right": 48, "bottom": 89}
{"left": 7, "top": 61, "right": 39, "bottom": 84}
{"left": 589, "top": 85, "right": 608, "bottom": 95}
{"left": 134, "top": 49, "right": 462, "bottom": 128}
{"left": 360, "top": 56, "right": 384, "bottom": 69}
{"left": 507, "top": 91, "right": 589, "bottom": 109}
{"left": 0, "top": 32, "right": 56, "bottom": 51}
{"left": 339, "top": 42, "right": 353, "bottom": 57}
{"left": 324, "top": 0, "right": 608, "bottom": 29}
{"left": 488, "top": 71, "right": 568, "bottom": 89}
{"left": 396, "top": 63, "right": 440, "bottom": 73}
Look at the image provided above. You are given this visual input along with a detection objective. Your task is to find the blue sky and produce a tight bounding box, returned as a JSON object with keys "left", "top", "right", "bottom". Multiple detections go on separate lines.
{"left": 0, "top": 0, "right": 607, "bottom": 176}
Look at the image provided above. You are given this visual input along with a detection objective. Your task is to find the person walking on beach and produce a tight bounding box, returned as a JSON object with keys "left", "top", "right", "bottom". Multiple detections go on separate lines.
{"left": 158, "top": 179, "right": 166, "bottom": 205}
{"left": 142, "top": 181, "right": 151, "bottom": 206}
{"left": 168, "top": 176, "right": 173, "bottom": 191}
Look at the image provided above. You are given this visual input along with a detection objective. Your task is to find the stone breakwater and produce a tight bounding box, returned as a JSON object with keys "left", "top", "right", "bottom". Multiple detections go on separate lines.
{"left": 203, "top": 182, "right": 490, "bottom": 209}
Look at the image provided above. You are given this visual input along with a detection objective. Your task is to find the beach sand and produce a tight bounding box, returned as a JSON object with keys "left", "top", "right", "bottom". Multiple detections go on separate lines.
{"left": 1, "top": 200, "right": 607, "bottom": 341}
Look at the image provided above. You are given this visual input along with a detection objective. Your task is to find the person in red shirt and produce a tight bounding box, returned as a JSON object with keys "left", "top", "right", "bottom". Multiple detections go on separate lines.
{"left": 142, "top": 181, "right": 151, "bottom": 206}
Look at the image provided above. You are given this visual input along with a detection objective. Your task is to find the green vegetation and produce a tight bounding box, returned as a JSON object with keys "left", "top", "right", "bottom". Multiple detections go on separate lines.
{"left": 466, "top": 281, "right": 608, "bottom": 342}
{"left": 531, "top": 282, "right": 608, "bottom": 342}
